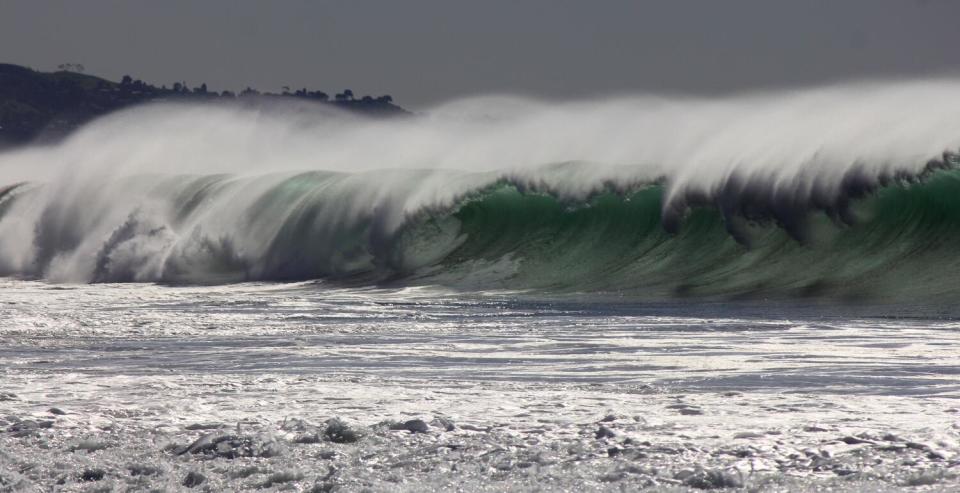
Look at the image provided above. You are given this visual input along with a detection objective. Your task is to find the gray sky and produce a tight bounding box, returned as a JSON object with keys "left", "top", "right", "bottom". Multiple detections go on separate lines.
{"left": 2, "top": 0, "right": 960, "bottom": 108}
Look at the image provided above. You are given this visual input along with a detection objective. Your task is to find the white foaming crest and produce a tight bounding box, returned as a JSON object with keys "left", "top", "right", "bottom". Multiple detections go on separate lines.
{"left": 0, "top": 80, "right": 959, "bottom": 282}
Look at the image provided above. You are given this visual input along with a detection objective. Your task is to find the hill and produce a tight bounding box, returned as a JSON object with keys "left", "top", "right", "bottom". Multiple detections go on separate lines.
{"left": 0, "top": 63, "right": 407, "bottom": 148}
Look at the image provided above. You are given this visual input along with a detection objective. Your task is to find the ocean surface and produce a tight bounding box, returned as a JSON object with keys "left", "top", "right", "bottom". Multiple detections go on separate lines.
{"left": 1, "top": 280, "right": 959, "bottom": 491}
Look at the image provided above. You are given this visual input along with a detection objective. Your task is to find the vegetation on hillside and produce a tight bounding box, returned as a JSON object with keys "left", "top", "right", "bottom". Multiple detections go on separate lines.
{"left": 0, "top": 63, "right": 406, "bottom": 147}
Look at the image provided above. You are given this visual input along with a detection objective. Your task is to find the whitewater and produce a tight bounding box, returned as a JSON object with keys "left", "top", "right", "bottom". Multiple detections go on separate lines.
{"left": 1, "top": 82, "right": 960, "bottom": 491}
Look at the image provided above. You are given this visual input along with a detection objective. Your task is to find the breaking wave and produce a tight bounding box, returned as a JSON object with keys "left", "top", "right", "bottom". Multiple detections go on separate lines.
{"left": 2, "top": 80, "right": 960, "bottom": 301}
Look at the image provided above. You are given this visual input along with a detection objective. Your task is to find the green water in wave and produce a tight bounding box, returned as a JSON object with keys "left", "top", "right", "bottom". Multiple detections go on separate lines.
{"left": 403, "top": 169, "right": 960, "bottom": 301}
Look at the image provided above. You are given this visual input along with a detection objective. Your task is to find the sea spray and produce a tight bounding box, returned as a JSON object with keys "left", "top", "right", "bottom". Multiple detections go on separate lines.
{"left": 1, "top": 81, "right": 960, "bottom": 299}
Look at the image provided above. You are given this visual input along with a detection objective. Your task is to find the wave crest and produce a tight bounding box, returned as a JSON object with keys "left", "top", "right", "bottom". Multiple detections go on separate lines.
{"left": 3, "top": 82, "right": 960, "bottom": 300}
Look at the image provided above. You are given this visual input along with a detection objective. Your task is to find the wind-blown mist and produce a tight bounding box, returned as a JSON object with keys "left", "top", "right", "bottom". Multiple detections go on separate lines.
{"left": 2, "top": 81, "right": 960, "bottom": 300}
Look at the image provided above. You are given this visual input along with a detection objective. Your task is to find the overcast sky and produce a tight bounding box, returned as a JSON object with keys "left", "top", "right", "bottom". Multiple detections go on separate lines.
{"left": 2, "top": 0, "right": 959, "bottom": 108}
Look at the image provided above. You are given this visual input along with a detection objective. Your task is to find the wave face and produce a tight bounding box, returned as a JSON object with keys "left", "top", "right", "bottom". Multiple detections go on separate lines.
{"left": 3, "top": 81, "right": 960, "bottom": 301}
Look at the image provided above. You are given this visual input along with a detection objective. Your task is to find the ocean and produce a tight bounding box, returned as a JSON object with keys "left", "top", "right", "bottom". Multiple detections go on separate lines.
{"left": 2, "top": 85, "right": 960, "bottom": 490}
